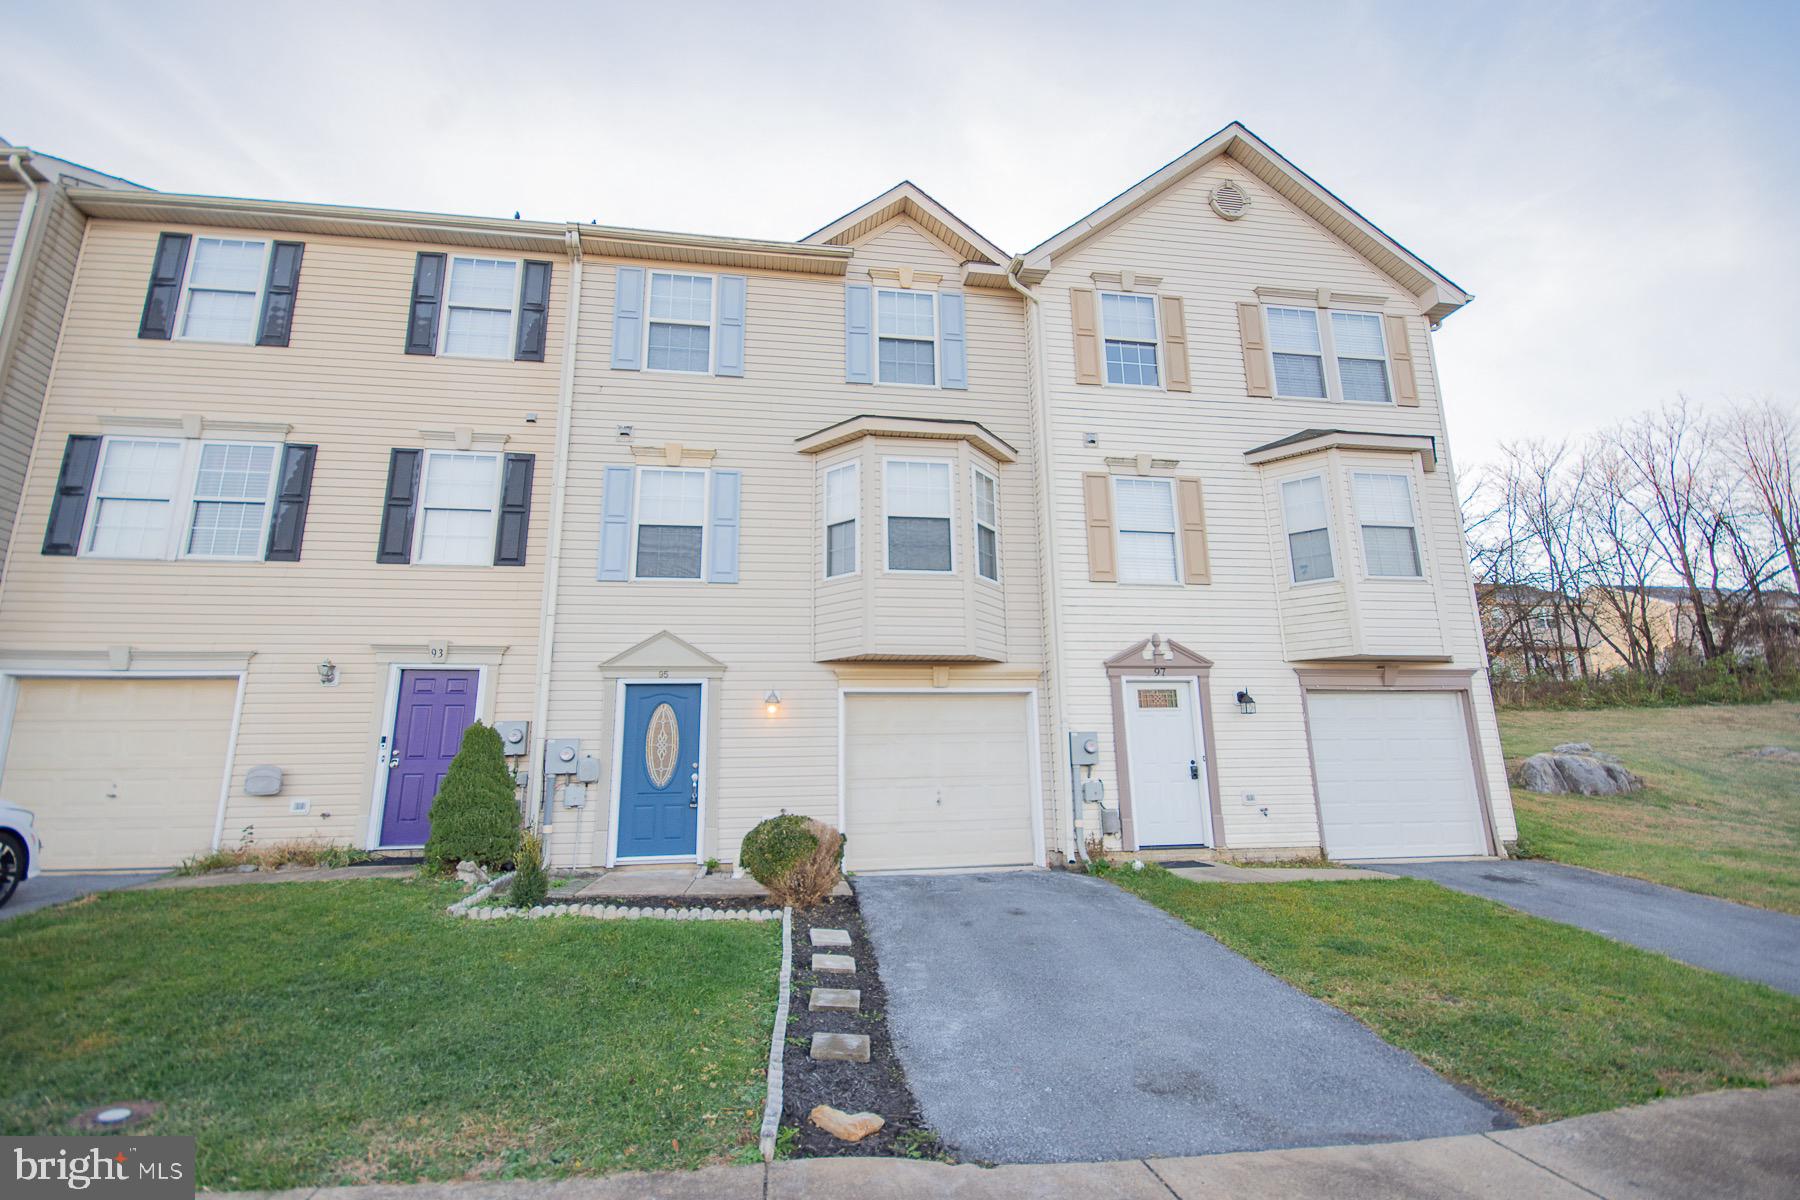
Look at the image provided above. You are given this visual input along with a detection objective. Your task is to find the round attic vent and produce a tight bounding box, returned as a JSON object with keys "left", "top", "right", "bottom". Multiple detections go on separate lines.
{"left": 1210, "top": 181, "right": 1250, "bottom": 220}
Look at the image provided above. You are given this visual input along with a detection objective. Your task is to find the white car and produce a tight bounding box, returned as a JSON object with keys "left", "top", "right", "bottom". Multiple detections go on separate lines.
{"left": 0, "top": 802, "right": 40, "bottom": 907}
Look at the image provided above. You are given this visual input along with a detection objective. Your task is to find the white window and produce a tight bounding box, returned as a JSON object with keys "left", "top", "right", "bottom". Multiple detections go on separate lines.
{"left": 186, "top": 442, "right": 278, "bottom": 558}
{"left": 177, "top": 237, "right": 269, "bottom": 343}
{"left": 1266, "top": 306, "right": 1327, "bottom": 399}
{"left": 441, "top": 257, "right": 519, "bottom": 358}
{"left": 824, "top": 462, "right": 859, "bottom": 579}
{"left": 1331, "top": 312, "right": 1392, "bottom": 403}
{"left": 1114, "top": 477, "right": 1180, "bottom": 583}
{"left": 876, "top": 290, "right": 936, "bottom": 386}
{"left": 645, "top": 272, "right": 714, "bottom": 373}
{"left": 415, "top": 451, "right": 501, "bottom": 565}
{"left": 633, "top": 467, "right": 708, "bottom": 580}
{"left": 1101, "top": 292, "right": 1160, "bottom": 387}
{"left": 1281, "top": 474, "right": 1335, "bottom": 583}
{"left": 83, "top": 436, "right": 278, "bottom": 560}
{"left": 1353, "top": 471, "right": 1422, "bottom": 577}
{"left": 973, "top": 468, "right": 1000, "bottom": 582}
{"left": 884, "top": 459, "right": 952, "bottom": 572}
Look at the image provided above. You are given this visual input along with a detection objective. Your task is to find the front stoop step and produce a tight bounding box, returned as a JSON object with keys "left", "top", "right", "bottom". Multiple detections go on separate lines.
{"left": 812, "top": 953, "right": 856, "bottom": 973}
{"left": 809, "top": 987, "right": 861, "bottom": 1013}
{"left": 810, "top": 1032, "right": 871, "bottom": 1062}
{"left": 809, "top": 927, "right": 853, "bottom": 948}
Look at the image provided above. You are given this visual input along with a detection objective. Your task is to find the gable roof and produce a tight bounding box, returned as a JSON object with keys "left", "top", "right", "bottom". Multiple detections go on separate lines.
{"left": 1019, "top": 122, "right": 1472, "bottom": 324}
{"left": 803, "top": 180, "right": 1010, "bottom": 268}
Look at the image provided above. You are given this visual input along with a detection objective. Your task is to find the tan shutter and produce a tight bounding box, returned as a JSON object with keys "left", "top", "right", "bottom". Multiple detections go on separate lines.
{"left": 1385, "top": 314, "right": 1419, "bottom": 406}
{"left": 1176, "top": 477, "right": 1211, "bottom": 585}
{"left": 1237, "top": 302, "right": 1273, "bottom": 397}
{"left": 1071, "top": 288, "right": 1101, "bottom": 385}
{"left": 1160, "top": 295, "right": 1191, "bottom": 392}
{"left": 1082, "top": 472, "right": 1117, "bottom": 581}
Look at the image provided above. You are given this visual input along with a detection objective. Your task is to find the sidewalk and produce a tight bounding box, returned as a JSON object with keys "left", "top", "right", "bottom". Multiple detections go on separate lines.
{"left": 215, "top": 1084, "right": 1797, "bottom": 1199}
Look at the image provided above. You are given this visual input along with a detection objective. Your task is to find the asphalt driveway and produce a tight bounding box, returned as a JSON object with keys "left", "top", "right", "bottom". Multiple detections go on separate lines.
{"left": 1377, "top": 860, "right": 1800, "bottom": 995}
{"left": 1, "top": 872, "right": 163, "bottom": 921}
{"left": 855, "top": 871, "right": 1505, "bottom": 1164}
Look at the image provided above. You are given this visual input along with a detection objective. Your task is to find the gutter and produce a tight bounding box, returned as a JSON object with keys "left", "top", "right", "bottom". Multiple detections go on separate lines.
{"left": 0, "top": 152, "right": 41, "bottom": 376}
{"left": 1004, "top": 258, "right": 1079, "bottom": 864}
{"left": 528, "top": 229, "right": 583, "bottom": 852}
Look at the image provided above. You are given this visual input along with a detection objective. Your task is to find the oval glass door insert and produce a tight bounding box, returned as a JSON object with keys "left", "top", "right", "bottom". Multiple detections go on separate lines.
{"left": 645, "top": 702, "right": 680, "bottom": 788}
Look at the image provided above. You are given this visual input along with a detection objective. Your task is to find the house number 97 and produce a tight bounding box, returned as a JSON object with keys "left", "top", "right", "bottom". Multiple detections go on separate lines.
{"left": 1152, "top": 667, "right": 1167, "bottom": 676}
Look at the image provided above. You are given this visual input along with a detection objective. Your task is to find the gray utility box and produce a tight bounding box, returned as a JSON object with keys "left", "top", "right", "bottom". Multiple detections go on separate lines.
{"left": 493, "top": 721, "right": 530, "bottom": 757}
{"left": 545, "top": 739, "right": 582, "bottom": 775}
{"left": 1069, "top": 731, "right": 1100, "bottom": 766}
{"left": 244, "top": 765, "right": 284, "bottom": 797}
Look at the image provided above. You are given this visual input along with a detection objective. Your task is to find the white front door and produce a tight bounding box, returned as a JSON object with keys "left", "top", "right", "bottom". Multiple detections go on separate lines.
{"left": 1123, "top": 678, "right": 1212, "bottom": 847}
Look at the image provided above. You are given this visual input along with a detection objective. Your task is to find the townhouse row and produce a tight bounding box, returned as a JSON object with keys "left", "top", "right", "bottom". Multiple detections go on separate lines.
{"left": 0, "top": 124, "right": 1515, "bottom": 875}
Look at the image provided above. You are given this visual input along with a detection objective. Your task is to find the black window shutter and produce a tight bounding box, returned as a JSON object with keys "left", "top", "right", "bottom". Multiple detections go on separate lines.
{"left": 514, "top": 261, "right": 552, "bottom": 361}
{"left": 42, "top": 435, "right": 103, "bottom": 555}
{"left": 264, "top": 443, "right": 318, "bottom": 561}
{"left": 137, "top": 233, "right": 191, "bottom": 340}
{"left": 492, "top": 453, "right": 536, "bottom": 566}
{"left": 256, "top": 241, "right": 306, "bottom": 347}
{"left": 377, "top": 448, "right": 423, "bottom": 563}
{"left": 405, "top": 253, "right": 446, "bottom": 355}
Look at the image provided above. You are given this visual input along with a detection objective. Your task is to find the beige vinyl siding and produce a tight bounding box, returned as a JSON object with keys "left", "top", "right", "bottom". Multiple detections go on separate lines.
{"left": 1035, "top": 155, "right": 1514, "bottom": 852}
{"left": 543, "top": 214, "right": 1045, "bottom": 869}
{"left": 0, "top": 185, "right": 24, "bottom": 280}
{"left": 0, "top": 220, "right": 564, "bottom": 847}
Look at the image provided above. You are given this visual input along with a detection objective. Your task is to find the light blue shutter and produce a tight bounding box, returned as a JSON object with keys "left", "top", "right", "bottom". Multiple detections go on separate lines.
{"left": 598, "top": 465, "right": 635, "bottom": 580}
{"left": 611, "top": 267, "right": 644, "bottom": 371}
{"left": 708, "top": 470, "right": 741, "bottom": 583}
{"left": 939, "top": 291, "right": 968, "bottom": 390}
{"left": 845, "top": 283, "right": 873, "bottom": 384}
{"left": 715, "top": 274, "right": 746, "bottom": 377}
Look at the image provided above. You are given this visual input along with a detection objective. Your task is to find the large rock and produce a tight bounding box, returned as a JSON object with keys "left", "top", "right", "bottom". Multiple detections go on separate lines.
{"left": 809, "top": 1105, "right": 885, "bottom": 1142}
{"left": 1517, "top": 747, "right": 1643, "bottom": 795}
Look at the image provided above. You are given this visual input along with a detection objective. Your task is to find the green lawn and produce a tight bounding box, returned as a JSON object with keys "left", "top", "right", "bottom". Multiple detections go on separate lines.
{"left": 1498, "top": 703, "right": 1800, "bottom": 913}
{"left": 0, "top": 881, "right": 778, "bottom": 1190}
{"left": 1111, "top": 868, "right": 1800, "bottom": 1123}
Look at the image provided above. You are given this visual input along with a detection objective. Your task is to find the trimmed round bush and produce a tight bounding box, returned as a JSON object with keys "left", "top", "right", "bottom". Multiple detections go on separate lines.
{"left": 423, "top": 722, "right": 522, "bottom": 874}
{"left": 740, "top": 813, "right": 844, "bottom": 909}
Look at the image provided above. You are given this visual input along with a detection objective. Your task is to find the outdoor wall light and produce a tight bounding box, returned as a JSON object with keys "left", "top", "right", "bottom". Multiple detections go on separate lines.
{"left": 1235, "top": 688, "right": 1257, "bottom": 715}
{"left": 317, "top": 659, "right": 338, "bottom": 686}
{"left": 764, "top": 690, "right": 781, "bottom": 716}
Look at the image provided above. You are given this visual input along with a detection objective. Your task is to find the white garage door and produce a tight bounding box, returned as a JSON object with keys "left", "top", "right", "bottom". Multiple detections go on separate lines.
{"left": 1307, "top": 690, "right": 1488, "bottom": 860}
{"left": 1, "top": 677, "right": 237, "bottom": 870}
{"left": 843, "top": 693, "right": 1036, "bottom": 872}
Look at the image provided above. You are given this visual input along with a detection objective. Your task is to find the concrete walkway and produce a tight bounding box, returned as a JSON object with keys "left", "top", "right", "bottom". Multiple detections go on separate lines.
{"left": 566, "top": 868, "right": 851, "bottom": 900}
{"left": 210, "top": 1085, "right": 1798, "bottom": 1199}
{"left": 0, "top": 871, "right": 164, "bottom": 920}
{"left": 1168, "top": 861, "right": 1392, "bottom": 883}
{"left": 855, "top": 871, "right": 1504, "bottom": 1163}
{"left": 137, "top": 863, "right": 417, "bottom": 890}
{"left": 1377, "top": 859, "right": 1800, "bottom": 994}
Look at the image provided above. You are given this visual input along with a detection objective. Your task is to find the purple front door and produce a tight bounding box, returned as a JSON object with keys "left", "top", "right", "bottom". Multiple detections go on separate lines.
{"left": 380, "top": 669, "right": 480, "bottom": 846}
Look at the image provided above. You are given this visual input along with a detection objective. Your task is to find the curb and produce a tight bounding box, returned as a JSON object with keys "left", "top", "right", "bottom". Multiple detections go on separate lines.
{"left": 759, "top": 905, "right": 795, "bottom": 1161}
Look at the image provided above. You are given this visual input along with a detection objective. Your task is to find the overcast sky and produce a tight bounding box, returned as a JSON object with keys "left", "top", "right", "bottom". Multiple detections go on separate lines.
{"left": 5, "top": 0, "right": 1795, "bottom": 468}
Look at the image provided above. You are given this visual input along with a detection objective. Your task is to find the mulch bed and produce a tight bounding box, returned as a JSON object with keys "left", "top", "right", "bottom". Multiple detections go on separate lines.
{"left": 782, "top": 895, "right": 950, "bottom": 1161}
{"left": 540, "top": 894, "right": 773, "bottom": 911}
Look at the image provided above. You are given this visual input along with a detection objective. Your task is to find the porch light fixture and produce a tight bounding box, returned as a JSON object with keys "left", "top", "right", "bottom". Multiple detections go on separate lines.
{"left": 317, "top": 659, "right": 338, "bottom": 686}
{"left": 1235, "top": 688, "right": 1257, "bottom": 715}
{"left": 764, "top": 690, "right": 781, "bottom": 716}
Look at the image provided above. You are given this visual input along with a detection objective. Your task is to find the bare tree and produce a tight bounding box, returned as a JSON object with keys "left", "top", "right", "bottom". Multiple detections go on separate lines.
{"left": 1728, "top": 398, "right": 1800, "bottom": 593}
{"left": 1615, "top": 398, "right": 1722, "bottom": 659}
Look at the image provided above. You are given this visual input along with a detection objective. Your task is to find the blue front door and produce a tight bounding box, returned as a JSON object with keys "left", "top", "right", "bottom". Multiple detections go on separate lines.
{"left": 381, "top": 669, "right": 479, "bottom": 846}
{"left": 617, "top": 683, "right": 701, "bottom": 859}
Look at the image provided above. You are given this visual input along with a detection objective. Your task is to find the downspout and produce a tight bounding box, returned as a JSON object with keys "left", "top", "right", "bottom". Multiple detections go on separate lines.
{"left": 528, "top": 228, "right": 582, "bottom": 851}
{"left": 1005, "top": 259, "right": 1081, "bottom": 864}
{"left": 0, "top": 153, "right": 42, "bottom": 378}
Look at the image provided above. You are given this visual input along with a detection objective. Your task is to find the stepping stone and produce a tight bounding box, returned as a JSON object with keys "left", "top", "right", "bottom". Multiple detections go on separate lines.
{"left": 812, "top": 953, "right": 856, "bottom": 974}
{"left": 809, "top": 927, "right": 852, "bottom": 948}
{"left": 809, "top": 987, "right": 861, "bottom": 1013}
{"left": 810, "top": 1032, "right": 871, "bottom": 1062}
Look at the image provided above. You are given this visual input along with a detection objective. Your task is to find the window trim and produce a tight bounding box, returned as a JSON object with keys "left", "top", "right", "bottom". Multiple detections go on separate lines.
{"left": 880, "top": 455, "right": 956, "bottom": 574}
{"left": 641, "top": 270, "right": 717, "bottom": 376}
{"left": 972, "top": 465, "right": 1001, "bottom": 584}
{"left": 1264, "top": 303, "right": 1395, "bottom": 405}
{"left": 1351, "top": 469, "right": 1424, "bottom": 579}
{"left": 873, "top": 288, "right": 940, "bottom": 389}
{"left": 1112, "top": 474, "right": 1183, "bottom": 586}
{"left": 1279, "top": 472, "right": 1337, "bottom": 586}
{"left": 79, "top": 434, "right": 282, "bottom": 562}
{"left": 172, "top": 236, "right": 273, "bottom": 346}
{"left": 823, "top": 460, "right": 860, "bottom": 581}
{"left": 1099, "top": 290, "right": 1164, "bottom": 391}
{"left": 436, "top": 255, "right": 525, "bottom": 361}
{"left": 628, "top": 465, "right": 712, "bottom": 583}
{"left": 409, "top": 448, "right": 506, "bottom": 566}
